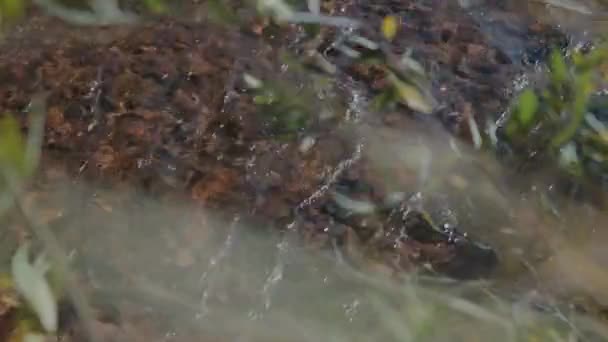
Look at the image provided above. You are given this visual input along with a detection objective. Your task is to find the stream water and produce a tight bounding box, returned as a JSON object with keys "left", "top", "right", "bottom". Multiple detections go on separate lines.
{"left": 0, "top": 0, "right": 607, "bottom": 341}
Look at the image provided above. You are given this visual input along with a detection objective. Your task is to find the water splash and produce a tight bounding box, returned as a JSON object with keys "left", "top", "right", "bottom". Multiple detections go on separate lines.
{"left": 197, "top": 215, "right": 240, "bottom": 319}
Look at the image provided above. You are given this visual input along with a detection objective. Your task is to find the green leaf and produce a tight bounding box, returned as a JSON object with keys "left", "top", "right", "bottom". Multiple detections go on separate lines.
{"left": 549, "top": 50, "right": 568, "bottom": 85}
{"left": 142, "top": 0, "right": 166, "bottom": 14}
{"left": 0, "top": 0, "right": 26, "bottom": 21}
{"left": 515, "top": 89, "right": 539, "bottom": 128}
{"left": 0, "top": 115, "right": 27, "bottom": 175}
{"left": 386, "top": 71, "right": 434, "bottom": 114}
{"left": 571, "top": 71, "right": 594, "bottom": 117}
{"left": 253, "top": 91, "right": 277, "bottom": 105}
{"left": 551, "top": 71, "right": 594, "bottom": 148}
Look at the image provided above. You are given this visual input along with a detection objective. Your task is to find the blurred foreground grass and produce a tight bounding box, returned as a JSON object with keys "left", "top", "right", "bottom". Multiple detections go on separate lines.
{"left": 0, "top": 0, "right": 166, "bottom": 26}
{"left": 3, "top": 172, "right": 608, "bottom": 342}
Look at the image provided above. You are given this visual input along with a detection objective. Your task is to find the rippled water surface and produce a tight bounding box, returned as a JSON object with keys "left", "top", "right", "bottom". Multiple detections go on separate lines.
{"left": 0, "top": 0, "right": 607, "bottom": 340}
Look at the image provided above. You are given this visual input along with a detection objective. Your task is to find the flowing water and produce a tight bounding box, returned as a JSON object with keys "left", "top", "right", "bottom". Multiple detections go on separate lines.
{"left": 0, "top": 0, "right": 608, "bottom": 341}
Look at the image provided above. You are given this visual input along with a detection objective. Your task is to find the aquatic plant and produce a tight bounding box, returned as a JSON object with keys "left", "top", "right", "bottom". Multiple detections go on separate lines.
{"left": 502, "top": 42, "right": 608, "bottom": 181}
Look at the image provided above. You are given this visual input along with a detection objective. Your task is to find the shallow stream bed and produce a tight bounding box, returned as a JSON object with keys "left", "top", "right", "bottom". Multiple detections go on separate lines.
{"left": 0, "top": 0, "right": 607, "bottom": 341}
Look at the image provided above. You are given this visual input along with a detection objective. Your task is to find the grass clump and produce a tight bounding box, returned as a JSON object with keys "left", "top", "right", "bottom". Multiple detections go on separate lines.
{"left": 501, "top": 43, "right": 608, "bottom": 182}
